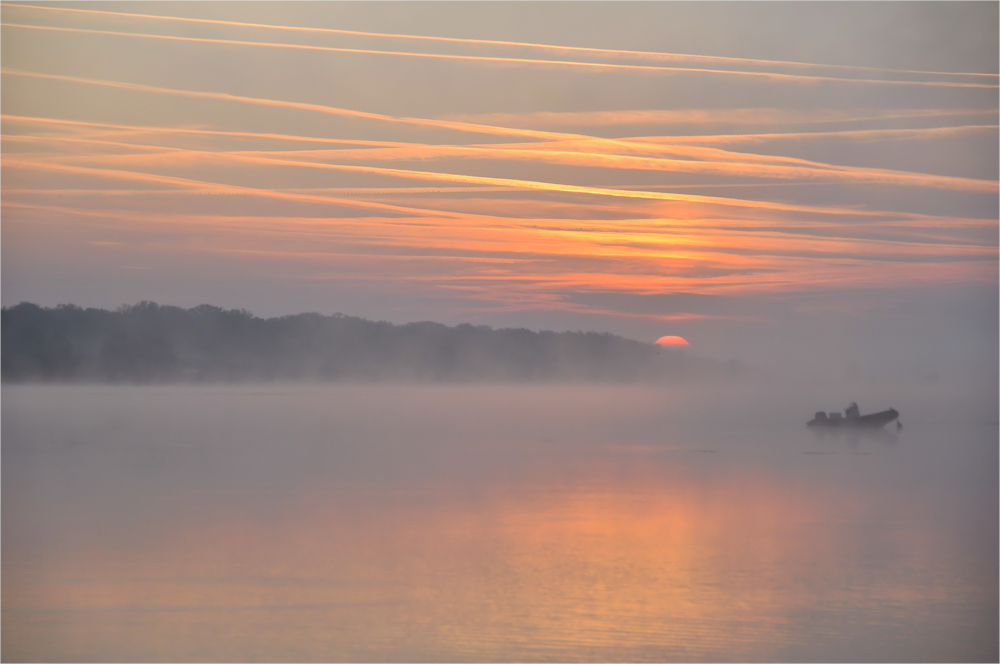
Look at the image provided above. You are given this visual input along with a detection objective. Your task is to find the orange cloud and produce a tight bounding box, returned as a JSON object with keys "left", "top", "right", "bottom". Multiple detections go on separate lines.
{"left": 31, "top": 137, "right": 994, "bottom": 193}
{"left": 11, "top": 136, "right": 968, "bottom": 218}
{"left": 9, "top": 72, "right": 995, "bottom": 203}
{"left": 0, "top": 114, "right": 421, "bottom": 151}
{"left": 441, "top": 107, "right": 999, "bottom": 129}
{"left": 8, "top": 188, "right": 993, "bottom": 307}
{"left": 643, "top": 124, "right": 1000, "bottom": 145}
{"left": 1, "top": 157, "right": 468, "bottom": 219}
{"left": 15, "top": 114, "right": 993, "bottom": 198}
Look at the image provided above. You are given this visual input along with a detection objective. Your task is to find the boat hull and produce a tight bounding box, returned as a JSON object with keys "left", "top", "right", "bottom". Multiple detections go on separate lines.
{"left": 807, "top": 408, "right": 898, "bottom": 429}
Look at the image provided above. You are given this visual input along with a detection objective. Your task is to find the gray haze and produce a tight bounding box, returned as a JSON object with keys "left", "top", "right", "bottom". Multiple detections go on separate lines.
{"left": 3, "top": 382, "right": 997, "bottom": 661}
{"left": 2, "top": 5, "right": 996, "bottom": 659}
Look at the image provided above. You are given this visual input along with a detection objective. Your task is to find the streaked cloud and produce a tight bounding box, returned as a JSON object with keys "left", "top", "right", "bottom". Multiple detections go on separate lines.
{"left": 2, "top": 1, "right": 996, "bottom": 372}
{"left": 8, "top": 21, "right": 997, "bottom": 89}
{"left": 7, "top": 3, "right": 997, "bottom": 80}
{"left": 442, "top": 107, "right": 999, "bottom": 129}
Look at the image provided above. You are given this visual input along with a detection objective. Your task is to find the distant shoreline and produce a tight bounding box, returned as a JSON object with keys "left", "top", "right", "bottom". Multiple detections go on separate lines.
{"left": 2, "top": 301, "right": 742, "bottom": 384}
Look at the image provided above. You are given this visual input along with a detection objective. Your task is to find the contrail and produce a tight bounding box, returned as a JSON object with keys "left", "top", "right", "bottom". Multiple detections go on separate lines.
{"left": 3, "top": 22, "right": 996, "bottom": 89}
{"left": 442, "top": 107, "right": 999, "bottom": 128}
{"left": 7, "top": 69, "right": 996, "bottom": 186}
{"left": 1, "top": 67, "right": 589, "bottom": 143}
{"left": 0, "top": 114, "right": 420, "bottom": 150}
{"left": 1, "top": 157, "right": 473, "bottom": 219}
{"left": 6, "top": 139, "right": 937, "bottom": 218}
{"left": 8, "top": 114, "right": 994, "bottom": 176}
{"left": 9, "top": 71, "right": 995, "bottom": 168}
{"left": 12, "top": 113, "right": 991, "bottom": 155}
{"left": 4, "top": 2, "right": 996, "bottom": 79}
{"left": 636, "top": 124, "right": 999, "bottom": 145}
{"left": 18, "top": 126, "right": 996, "bottom": 194}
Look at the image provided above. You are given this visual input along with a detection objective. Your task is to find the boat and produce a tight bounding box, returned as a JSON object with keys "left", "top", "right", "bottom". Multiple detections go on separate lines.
{"left": 807, "top": 402, "right": 899, "bottom": 429}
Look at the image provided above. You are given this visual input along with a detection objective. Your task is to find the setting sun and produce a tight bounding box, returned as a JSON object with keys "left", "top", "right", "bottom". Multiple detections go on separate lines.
{"left": 1, "top": 3, "right": 996, "bottom": 662}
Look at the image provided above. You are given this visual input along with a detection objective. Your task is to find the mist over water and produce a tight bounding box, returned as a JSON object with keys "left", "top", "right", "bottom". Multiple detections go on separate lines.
{"left": 3, "top": 380, "right": 997, "bottom": 662}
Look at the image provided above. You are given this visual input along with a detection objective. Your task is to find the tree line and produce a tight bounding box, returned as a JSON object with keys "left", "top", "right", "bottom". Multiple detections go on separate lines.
{"left": 1, "top": 302, "right": 737, "bottom": 383}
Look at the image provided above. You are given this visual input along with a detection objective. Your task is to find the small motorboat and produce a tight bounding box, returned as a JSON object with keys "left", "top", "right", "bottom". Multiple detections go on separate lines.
{"left": 807, "top": 402, "right": 899, "bottom": 429}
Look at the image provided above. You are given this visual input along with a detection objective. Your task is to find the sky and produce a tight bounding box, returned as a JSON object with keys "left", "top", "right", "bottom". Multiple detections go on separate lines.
{"left": 2, "top": 1, "right": 997, "bottom": 382}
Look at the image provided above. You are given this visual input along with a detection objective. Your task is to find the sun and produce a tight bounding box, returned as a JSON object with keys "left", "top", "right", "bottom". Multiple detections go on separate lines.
{"left": 655, "top": 335, "right": 690, "bottom": 347}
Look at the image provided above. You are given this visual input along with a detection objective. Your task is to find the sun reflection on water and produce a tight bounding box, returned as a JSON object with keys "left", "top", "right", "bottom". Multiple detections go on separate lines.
{"left": 3, "top": 385, "right": 996, "bottom": 662}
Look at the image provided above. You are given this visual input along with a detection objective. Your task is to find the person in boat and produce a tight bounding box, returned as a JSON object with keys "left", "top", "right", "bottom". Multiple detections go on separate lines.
{"left": 807, "top": 402, "right": 898, "bottom": 428}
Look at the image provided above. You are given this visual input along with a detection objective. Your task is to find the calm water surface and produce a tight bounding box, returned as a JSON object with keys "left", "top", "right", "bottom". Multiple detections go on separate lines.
{"left": 3, "top": 384, "right": 997, "bottom": 662}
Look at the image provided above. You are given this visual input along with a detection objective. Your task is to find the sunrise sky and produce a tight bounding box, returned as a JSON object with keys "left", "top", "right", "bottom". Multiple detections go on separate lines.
{"left": 2, "top": 2, "right": 997, "bottom": 379}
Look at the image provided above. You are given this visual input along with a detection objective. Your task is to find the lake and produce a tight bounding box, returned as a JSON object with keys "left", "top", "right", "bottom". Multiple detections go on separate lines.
{"left": 3, "top": 383, "right": 997, "bottom": 662}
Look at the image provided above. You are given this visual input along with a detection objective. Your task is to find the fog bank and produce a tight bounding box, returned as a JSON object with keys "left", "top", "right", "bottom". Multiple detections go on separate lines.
{"left": 2, "top": 302, "right": 741, "bottom": 384}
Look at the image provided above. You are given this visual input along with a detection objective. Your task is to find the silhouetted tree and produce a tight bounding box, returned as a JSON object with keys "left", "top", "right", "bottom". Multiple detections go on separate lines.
{"left": 1, "top": 301, "right": 733, "bottom": 384}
